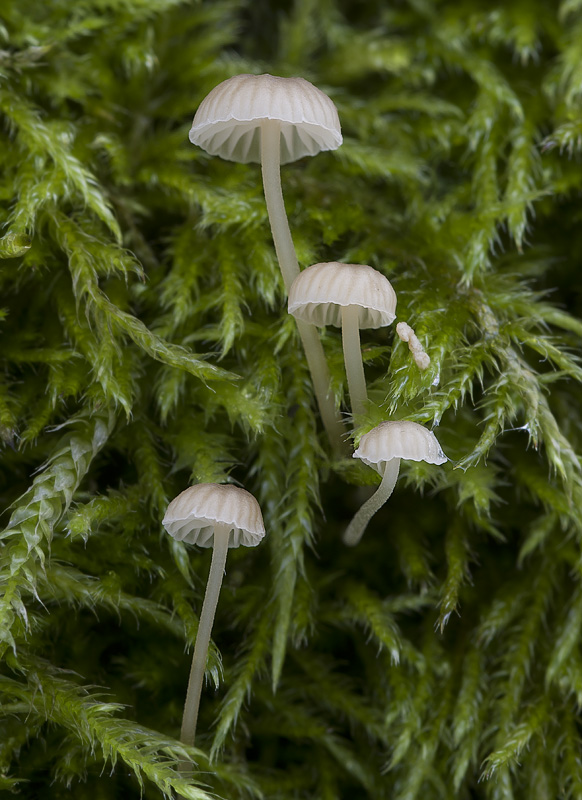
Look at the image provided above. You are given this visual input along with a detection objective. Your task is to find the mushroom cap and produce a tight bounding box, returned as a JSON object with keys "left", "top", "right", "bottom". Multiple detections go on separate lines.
{"left": 189, "top": 74, "right": 342, "bottom": 165}
{"left": 162, "top": 483, "right": 265, "bottom": 548}
{"left": 354, "top": 421, "right": 447, "bottom": 474}
{"left": 288, "top": 262, "right": 397, "bottom": 329}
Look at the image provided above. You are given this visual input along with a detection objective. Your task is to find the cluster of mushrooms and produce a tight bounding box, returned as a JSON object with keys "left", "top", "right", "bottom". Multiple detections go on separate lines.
{"left": 161, "top": 74, "right": 448, "bottom": 751}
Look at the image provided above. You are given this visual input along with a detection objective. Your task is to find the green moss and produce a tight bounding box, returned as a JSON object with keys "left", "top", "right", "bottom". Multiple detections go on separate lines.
{"left": 1, "top": 0, "right": 582, "bottom": 797}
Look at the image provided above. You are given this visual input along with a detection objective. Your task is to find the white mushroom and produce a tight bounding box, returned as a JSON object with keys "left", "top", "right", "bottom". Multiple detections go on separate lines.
{"left": 162, "top": 483, "right": 265, "bottom": 746}
{"left": 343, "top": 421, "right": 446, "bottom": 546}
{"left": 288, "top": 262, "right": 397, "bottom": 418}
{"left": 189, "top": 74, "right": 345, "bottom": 453}
{"left": 189, "top": 73, "right": 341, "bottom": 291}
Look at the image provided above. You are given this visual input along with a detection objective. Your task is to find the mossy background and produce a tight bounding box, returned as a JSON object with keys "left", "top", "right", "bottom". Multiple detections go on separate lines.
{"left": 2, "top": 0, "right": 582, "bottom": 797}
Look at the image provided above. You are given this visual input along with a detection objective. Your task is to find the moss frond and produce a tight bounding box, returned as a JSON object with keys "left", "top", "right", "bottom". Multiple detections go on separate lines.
{"left": 2, "top": 0, "right": 582, "bottom": 797}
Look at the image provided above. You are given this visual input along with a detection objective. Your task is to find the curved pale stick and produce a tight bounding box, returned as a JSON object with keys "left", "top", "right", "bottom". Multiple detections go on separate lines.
{"left": 396, "top": 321, "right": 431, "bottom": 370}
{"left": 343, "top": 459, "right": 401, "bottom": 547}
{"left": 180, "top": 523, "right": 230, "bottom": 747}
{"left": 260, "top": 122, "right": 347, "bottom": 455}
{"left": 341, "top": 305, "right": 367, "bottom": 419}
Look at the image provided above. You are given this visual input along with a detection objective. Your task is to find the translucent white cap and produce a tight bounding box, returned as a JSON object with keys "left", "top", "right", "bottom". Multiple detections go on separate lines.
{"left": 189, "top": 74, "right": 342, "bottom": 165}
{"left": 162, "top": 483, "right": 265, "bottom": 548}
{"left": 288, "top": 262, "right": 397, "bottom": 329}
{"left": 354, "top": 421, "right": 447, "bottom": 474}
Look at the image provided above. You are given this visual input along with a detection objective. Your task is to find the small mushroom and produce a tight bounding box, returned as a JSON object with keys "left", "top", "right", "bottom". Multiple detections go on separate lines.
{"left": 288, "top": 262, "right": 397, "bottom": 418}
{"left": 189, "top": 74, "right": 346, "bottom": 454}
{"left": 162, "top": 483, "right": 265, "bottom": 746}
{"left": 189, "top": 74, "right": 341, "bottom": 291}
{"left": 343, "top": 421, "right": 446, "bottom": 546}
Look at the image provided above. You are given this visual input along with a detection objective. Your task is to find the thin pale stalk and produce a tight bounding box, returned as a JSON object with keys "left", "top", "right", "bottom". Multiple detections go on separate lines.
{"left": 343, "top": 459, "right": 401, "bottom": 546}
{"left": 341, "top": 305, "right": 367, "bottom": 419}
{"left": 180, "top": 523, "right": 230, "bottom": 747}
{"left": 295, "top": 318, "right": 348, "bottom": 455}
{"left": 260, "top": 121, "right": 347, "bottom": 454}
{"left": 260, "top": 120, "right": 299, "bottom": 291}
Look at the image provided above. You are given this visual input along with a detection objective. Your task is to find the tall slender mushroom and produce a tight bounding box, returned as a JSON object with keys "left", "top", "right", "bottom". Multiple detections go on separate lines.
{"left": 288, "top": 262, "right": 397, "bottom": 419}
{"left": 189, "top": 73, "right": 346, "bottom": 453}
{"left": 162, "top": 483, "right": 265, "bottom": 746}
{"left": 343, "top": 421, "right": 446, "bottom": 546}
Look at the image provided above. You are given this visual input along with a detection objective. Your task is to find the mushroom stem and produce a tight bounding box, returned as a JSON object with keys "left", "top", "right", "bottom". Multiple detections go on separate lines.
{"left": 180, "top": 522, "right": 230, "bottom": 747}
{"left": 260, "top": 122, "right": 347, "bottom": 455}
{"left": 343, "top": 459, "right": 401, "bottom": 546}
{"left": 341, "top": 305, "right": 368, "bottom": 419}
{"left": 295, "top": 318, "right": 348, "bottom": 455}
{"left": 260, "top": 120, "right": 299, "bottom": 291}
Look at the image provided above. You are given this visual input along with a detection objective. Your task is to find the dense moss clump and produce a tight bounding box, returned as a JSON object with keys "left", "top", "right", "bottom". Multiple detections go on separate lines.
{"left": 2, "top": 1, "right": 582, "bottom": 797}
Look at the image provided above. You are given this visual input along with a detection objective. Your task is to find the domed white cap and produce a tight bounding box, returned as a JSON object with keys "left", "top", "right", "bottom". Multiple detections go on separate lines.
{"left": 162, "top": 484, "right": 265, "bottom": 548}
{"left": 288, "top": 262, "right": 397, "bottom": 329}
{"left": 189, "top": 74, "right": 342, "bottom": 165}
{"left": 354, "top": 421, "right": 447, "bottom": 474}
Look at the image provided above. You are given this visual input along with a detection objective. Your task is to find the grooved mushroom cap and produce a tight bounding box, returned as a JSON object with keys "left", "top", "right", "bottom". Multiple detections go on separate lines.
{"left": 288, "top": 262, "right": 397, "bottom": 329}
{"left": 162, "top": 484, "right": 265, "bottom": 548}
{"left": 354, "top": 421, "right": 447, "bottom": 474}
{"left": 189, "top": 74, "right": 342, "bottom": 165}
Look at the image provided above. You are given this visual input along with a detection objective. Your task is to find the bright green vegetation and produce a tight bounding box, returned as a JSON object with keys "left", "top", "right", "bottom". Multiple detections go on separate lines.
{"left": 2, "top": 0, "right": 582, "bottom": 797}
